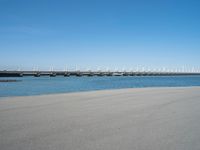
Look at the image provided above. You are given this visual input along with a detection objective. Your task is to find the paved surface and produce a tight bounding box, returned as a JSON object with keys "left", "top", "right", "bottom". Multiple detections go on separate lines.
{"left": 1, "top": 87, "right": 200, "bottom": 150}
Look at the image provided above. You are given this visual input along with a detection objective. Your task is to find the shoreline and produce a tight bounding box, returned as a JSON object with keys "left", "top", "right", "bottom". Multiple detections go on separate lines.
{"left": 1, "top": 85, "right": 200, "bottom": 99}
{"left": 1, "top": 87, "right": 200, "bottom": 150}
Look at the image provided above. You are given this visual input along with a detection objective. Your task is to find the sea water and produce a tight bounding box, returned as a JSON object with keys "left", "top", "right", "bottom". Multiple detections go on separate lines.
{"left": 0, "top": 76, "right": 200, "bottom": 97}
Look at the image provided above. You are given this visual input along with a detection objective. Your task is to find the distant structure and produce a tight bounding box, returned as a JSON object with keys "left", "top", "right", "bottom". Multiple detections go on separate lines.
{"left": 0, "top": 67, "right": 200, "bottom": 77}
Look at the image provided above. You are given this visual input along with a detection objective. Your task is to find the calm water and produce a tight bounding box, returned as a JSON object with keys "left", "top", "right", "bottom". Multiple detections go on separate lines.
{"left": 0, "top": 76, "right": 200, "bottom": 97}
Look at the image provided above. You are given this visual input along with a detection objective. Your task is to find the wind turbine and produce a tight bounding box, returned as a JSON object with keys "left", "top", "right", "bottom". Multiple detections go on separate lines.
{"left": 32, "top": 67, "right": 35, "bottom": 72}
{"left": 64, "top": 66, "right": 68, "bottom": 72}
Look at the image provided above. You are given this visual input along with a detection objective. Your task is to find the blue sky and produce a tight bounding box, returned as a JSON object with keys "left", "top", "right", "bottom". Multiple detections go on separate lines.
{"left": 0, "top": 0, "right": 200, "bottom": 70}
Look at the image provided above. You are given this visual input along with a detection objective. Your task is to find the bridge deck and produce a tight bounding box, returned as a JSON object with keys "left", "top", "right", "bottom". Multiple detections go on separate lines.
{"left": 0, "top": 71, "right": 200, "bottom": 77}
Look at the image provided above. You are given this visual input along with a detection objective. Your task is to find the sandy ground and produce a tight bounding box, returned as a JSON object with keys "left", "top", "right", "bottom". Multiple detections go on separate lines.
{"left": 0, "top": 87, "right": 200, "bottom": 150}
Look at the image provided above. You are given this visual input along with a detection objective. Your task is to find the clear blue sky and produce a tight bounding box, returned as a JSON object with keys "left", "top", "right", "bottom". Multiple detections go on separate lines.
{"left": 1, "top": 0, "right": 200, "bottom": 70}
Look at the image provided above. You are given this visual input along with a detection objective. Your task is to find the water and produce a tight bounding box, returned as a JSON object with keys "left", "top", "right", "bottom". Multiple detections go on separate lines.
{"left": 0, "top": 76, "right": 200, "bottom": 97}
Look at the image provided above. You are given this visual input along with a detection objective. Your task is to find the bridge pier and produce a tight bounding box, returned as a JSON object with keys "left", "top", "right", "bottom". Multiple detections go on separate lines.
{"left": 50, "top": 73, "right": 56, "bottom": 77}
{"left": 34, "top": 73, "right": 41, "bottom": 77}
{"left": 76, "top": 72, "right": 82, "bottom": 77}
{"left": 87, "top": 73, "right": 94, "bottom": 77}
{"left": 18, "top": 73, "right": 23, "bottom": 77}
{"left": 64, "top": 72, "right": 70, "bottom": 77}
{"left": 123, "top": 72, "right": 129, "bottom": 76}
{"left": 96, "top": 73, "right": 104, "bottom": 76}
{"left": 106, "top": 72, "right": 112, "bottom": 76}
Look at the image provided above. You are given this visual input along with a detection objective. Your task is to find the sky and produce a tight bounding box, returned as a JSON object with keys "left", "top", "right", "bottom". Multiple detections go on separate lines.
{"left": 0, "top": 0, "right": 200, "bottom": 71}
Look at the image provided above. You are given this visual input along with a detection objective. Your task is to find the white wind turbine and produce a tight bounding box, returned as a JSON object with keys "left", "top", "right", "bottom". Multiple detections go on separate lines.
{"left": 64, "top": 66, "right": 68, "bottom": 72}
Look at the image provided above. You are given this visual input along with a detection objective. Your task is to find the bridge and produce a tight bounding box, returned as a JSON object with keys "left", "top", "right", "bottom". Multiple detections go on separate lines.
{"left": 0, "top": 70, "right": 200, "bottom": 77}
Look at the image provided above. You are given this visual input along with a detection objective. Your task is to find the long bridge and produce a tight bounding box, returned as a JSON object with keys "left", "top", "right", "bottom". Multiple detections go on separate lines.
{"left": 1, "top": 70, "right": 200, "bottom": 77}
